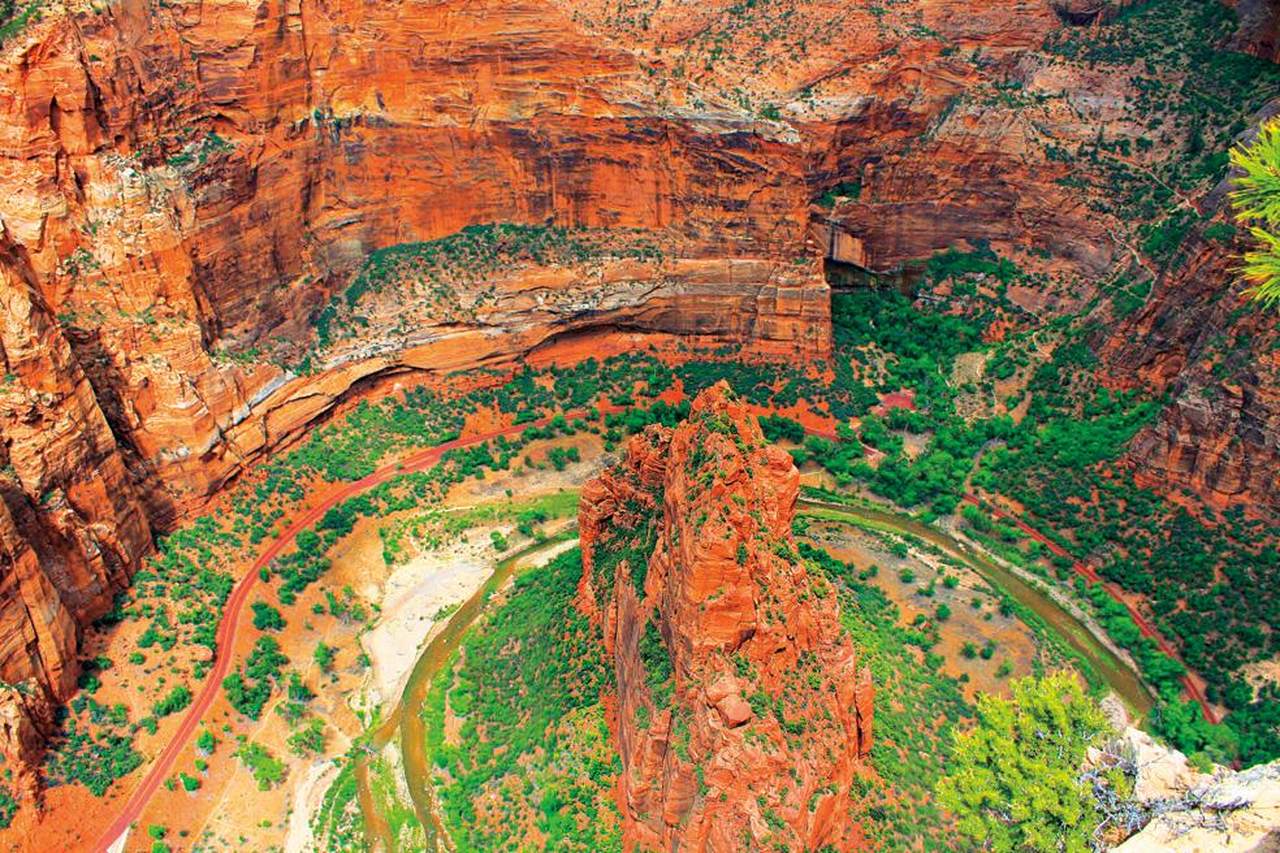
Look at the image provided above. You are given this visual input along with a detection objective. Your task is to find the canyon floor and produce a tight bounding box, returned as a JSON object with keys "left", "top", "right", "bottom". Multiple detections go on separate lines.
{"left": 0, "top": 0, "right": 1278, "bottom": 849}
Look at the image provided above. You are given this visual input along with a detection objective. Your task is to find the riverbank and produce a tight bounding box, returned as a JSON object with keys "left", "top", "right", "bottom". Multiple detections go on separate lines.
{"left": 796, "top": 496, "right": 1156, "bottom": 718}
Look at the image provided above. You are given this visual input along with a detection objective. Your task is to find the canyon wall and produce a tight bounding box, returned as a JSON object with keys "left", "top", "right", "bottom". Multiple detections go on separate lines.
{"left": 578, "top": 383, "right": 873, "bottom": 851}
{"left": 0, "top": 0, "right": 1277, "bottom": 787}
{"left": 0, "top": 0, "right": 830, "bottom": 715}
{"left": 1098, "top": 161, "right": 1280, "bottom": 513}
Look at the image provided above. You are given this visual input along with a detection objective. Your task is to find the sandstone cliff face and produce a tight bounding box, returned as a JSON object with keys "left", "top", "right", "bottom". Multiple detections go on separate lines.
{"left": 0, "top": 244, "right": 151, "bottom": 690}
{"left": 0, "top": 0, "right": 1277, "bottom": 783}
{"left": 578, "top": 383, "right": 873, "bottom": 851}
{"left": 0, "top": 0, "right": 831, "bottom": 707}
{"left": 1097, "top": 136, "right": 1280, "bottom": 514}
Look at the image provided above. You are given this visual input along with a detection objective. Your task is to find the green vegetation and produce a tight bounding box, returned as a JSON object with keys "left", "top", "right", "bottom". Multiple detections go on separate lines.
{"left": 43, "top": 694, "right": 143, "bottom": 796}
{"left": 803, "top": 543, "right": 970, "bottom": 848}
{"left": 0, "top": 786, "right": 16, "bottom": 829}
{"left": 936, "top": 673, "right": 1113, "bottom": 853}
{"left": 1043, "top": 0, "right": 1280, "bottom": 270}
{"left": 424, "top": 549, "right": 621, "bottom": 850}
{"left": 153, "top": 685, "right": 192, "bottom": 718}
{"left": 251, "top": 600, "right": 286, "bottom": 631}
{"left": 0, "top": 0, "right": 42, "bottom": 46}
{"left": 969, "top": 328, "right": 1279, "bottom": 761}
{"left": 311, "top": 755, "right": 365, "bottom": 851}
{"left": 196, "top": 728, "right": 217, "bottom": 754}
{"left": 287, "top": 718, "right": 326, "bottom": 756}
{"left": 313, "top": 642, "right": 335, "bottom": 673}
{"left": 364, "top": 752, "right": 425, "bottom": 849}
{"left": 1230, "top": 120, "right": 1280, "bottom": 307}
{"left": 235, "top": 740, "right": 286, "bottom": 790}
{"left": 222, "top": 636, "right": 288, "bottom": 720}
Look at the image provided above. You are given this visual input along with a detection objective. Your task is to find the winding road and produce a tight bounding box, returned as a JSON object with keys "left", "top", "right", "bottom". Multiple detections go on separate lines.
{"left": 960, "top": 494, "right": 1218, "bottom": 724}
{"left": 91, "top": 417, "right": 552, "bottom": 852}
{"left": 91, "top": 403, "right": 1217, "bottom": 850}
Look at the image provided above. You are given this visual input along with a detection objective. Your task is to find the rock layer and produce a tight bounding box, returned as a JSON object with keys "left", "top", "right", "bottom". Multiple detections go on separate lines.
{"left": 0, "top": 0, "right": 830, "bottom": 716}
{"left": 578, "top": 383, "right": 873, "bottom": 851}
{"left": 0, "top": 0, "right": 1277, "bottom": 793}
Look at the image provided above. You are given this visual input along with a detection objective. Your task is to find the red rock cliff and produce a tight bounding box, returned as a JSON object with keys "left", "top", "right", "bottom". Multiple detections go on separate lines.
{"left": 0, "top": 0, "right": 832, "bottom": 720}
{"left": 0, "top": 0, "right": 1277, "bottom": 784}
{"left": 578, "top": 382, "right": 873, "bottom": 851}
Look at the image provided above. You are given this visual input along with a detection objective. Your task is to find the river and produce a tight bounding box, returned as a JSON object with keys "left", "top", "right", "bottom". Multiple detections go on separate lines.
{"left": 797, "top": 497, "right": 1155, "bottom": 717}
{"left": 357, "top": 498, "right": 1154, "bottom": 849}
{"left": 355, "top": 530, "right": 578, "bottom": 852}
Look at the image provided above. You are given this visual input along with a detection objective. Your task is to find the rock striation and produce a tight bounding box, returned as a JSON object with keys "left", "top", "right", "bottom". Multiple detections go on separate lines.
{"left": 0, "top": 0, "right": 831, "bottom": 724}
{"left": 578, "top": 382, "right": 873, "bottom": 851}
{"left": 0, "top": 0, "right": 1277, "bottom": 792}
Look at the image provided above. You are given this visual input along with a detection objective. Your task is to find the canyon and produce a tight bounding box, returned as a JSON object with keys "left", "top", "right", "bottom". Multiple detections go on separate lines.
{"left": 0, "top": 0, "right": 1277, "bottom": 842}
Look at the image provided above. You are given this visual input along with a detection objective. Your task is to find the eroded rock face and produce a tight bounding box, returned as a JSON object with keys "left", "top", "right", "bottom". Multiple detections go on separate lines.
{"left": 0, "top": 0, "right": 831, "bottom": 725}
{"left": 0, "top": 248, "right": 151, "bottom": 703}
{"left": 578, "top": 382, "right": 873, "bottom": 851}
{"left": 1090, "top": 728, "right": 1280, "bottom": 852}
{"left": 0, "top": 0, "right": 1277, "bottom": 790}
{"left": 1097, "top": 176, "right": 1280, "bottom": 514}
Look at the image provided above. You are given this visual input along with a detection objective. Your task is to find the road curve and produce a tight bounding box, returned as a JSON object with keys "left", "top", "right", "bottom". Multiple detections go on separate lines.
{"left": 92, "top": 404, "right": 1217, "bottom": 849}
{"left": 91, "top": 412, "right": 583, "bottom": 852}
{"left": 960, "top": 494, "right": 1218, "bottom": 724}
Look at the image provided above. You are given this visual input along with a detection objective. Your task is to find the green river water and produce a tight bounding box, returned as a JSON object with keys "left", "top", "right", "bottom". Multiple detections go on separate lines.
{"left": 355, "top": 500, "right": 1153, "bottom": 850}
{"left": 355, "top": 530, "right": 578, "bottom": 852}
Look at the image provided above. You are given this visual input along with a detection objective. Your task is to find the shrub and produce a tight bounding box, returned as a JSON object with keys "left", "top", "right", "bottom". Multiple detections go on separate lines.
{"left": 235, "top": 741, "right": 285, "bottom": 790}
{"left": 251, "top": 601, "right": 286, "bottom": 632}
{"left": 154, "top": 685, "right": 192, "bottom": 718}
{"left": 937, "top": 674, "right": 1110, "bottom": 852}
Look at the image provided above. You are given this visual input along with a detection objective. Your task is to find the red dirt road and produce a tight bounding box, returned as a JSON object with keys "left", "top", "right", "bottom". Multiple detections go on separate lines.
{"left": 90, "top": 412, "right": 586, "bottom": 852}
{"left": 92, "top": 399, "right": 1216, "bottom": 850}
{"left": 960, "top": 494, "right": 1218, "bottom": 723}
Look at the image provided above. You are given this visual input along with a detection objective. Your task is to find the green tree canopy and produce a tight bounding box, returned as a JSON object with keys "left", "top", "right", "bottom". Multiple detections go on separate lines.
{"left": 1230, "top": 120, "right": 1280, "bottom": 307}
{"left": 936, "top": 673, "right": 1112, "bottom": 852}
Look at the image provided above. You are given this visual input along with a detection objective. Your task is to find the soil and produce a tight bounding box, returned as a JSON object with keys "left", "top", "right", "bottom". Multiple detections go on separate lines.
{"left": 804, "top": 520, "right": 1041, "bottom": 702}
{"left": 132, "top": 431, "right": 608, "bottom": 851}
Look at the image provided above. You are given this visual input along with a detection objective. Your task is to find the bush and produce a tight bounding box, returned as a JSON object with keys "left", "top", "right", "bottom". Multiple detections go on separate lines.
{"left": 153, "top": 685, "right": 192, "bottom": 718}
{"left": 937, "top": 674, "right": 1110, "bottom": 852}
{"left": 251, "top": 601, "right": 286, "bottom": 632}
{"left": 287, "top": 718, "right": 326, "bottom": 756}
{"left": 314, "top": 642, "right": 335, "bottom": 673}
{"left": 235, "top": 741, "right": 285, "bottom": 790}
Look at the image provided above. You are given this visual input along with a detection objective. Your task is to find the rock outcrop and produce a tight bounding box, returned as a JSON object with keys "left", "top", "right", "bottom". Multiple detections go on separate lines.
{"left": 0, "top": 0, "right": 832, "bottom": 716}
{"left": 1097, "top": 124, "right": 1280, "bottom": 514}
{"left": 578, "top": 382, "right": 873, "bottom": 851}
{"left": 1088, "top": 727, "right": 1280, "bottom": 851}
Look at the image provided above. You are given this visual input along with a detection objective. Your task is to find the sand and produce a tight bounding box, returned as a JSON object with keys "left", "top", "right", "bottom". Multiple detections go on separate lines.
{"left": 361, "top": 533, "right": 500, "bottom": 706}
{"left": 283, "top": 759, "right": 340, "bottom": 853}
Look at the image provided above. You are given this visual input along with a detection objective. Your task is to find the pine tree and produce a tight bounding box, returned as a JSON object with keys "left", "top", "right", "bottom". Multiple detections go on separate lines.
{"left": 1230, "top": 121, "right": 1280, "bottom": 308}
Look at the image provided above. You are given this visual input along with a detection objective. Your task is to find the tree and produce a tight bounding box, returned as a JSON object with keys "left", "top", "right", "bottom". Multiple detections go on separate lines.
{"left": 1230, "top": 120, "right": 1280, "bottom": 307}
{"left": 287, "top": 718, "right": 326, "bottom": 756}
{"left": 314, "top": 642, "right": 335, "bottom": 673}
{"left": 235, "top": 741, "right": 286, "bottom": 790}
{"left": 196, "top": 729, "right": 217, "bottom": 754}
{"left": 251, "top": 600, "right": 286, "bottom": 632}
{"left": 153, "top": 685, "right": 192, "bottom": 718}
{"left": 936, "top": 673, "right": 1111, "bottom": 853}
